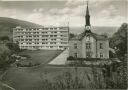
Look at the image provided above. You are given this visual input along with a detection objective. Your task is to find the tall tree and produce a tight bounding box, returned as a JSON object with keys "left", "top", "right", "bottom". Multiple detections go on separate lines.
{"left": 109, "top": 23, "right": 127, "bottom": 57}
{"left": 0, "top": 44, "right": 11, "bottom": 69}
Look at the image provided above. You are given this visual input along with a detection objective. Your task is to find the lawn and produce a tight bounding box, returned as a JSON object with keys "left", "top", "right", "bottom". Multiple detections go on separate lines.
{"left": 19, "top": 50, "right": 62, "bottom": 64}
{"left": 1, "top": 50, "right": 103, "bottom": 90}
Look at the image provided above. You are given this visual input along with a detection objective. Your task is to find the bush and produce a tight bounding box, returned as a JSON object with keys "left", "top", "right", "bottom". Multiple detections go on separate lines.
{"left": 16, "top": 62, "right": 40, "bottom": 67}
{"left": 67, "top": 57, "right": 103, "bottom": 61}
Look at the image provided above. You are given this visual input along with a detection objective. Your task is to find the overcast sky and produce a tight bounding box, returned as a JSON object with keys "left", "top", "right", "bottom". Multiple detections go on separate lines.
{"left": 0, "top": 0, "right": 127, "bottom": 27}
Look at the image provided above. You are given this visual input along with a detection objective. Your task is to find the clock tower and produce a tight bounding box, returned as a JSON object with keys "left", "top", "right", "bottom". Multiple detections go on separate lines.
{"left": 85, "top": 1, "right": 91, "bottom": 32}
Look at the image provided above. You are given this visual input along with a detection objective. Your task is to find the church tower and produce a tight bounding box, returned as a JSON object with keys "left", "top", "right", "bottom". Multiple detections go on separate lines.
{"left": 85, "top": 1, "right": 91, "bottom": 32}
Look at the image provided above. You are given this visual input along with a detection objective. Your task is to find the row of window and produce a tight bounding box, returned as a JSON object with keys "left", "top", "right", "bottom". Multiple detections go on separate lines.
{"left": 73, "top": 52, "right": 104, "bottom": 58}
{"left": 14, "top": 27, "right": 68, "bottom": 31}
{"left": 20, "top": 46, "right": 67, "bottom": 49}
{"left": 15, "top": 32, "right": 59, "bottom": 34}
{"left": 15, "top": 31, "right": 68, "bottom": 34}
{"left": 19, "top": 39, "right": 67, "bottom": 41}
{"left": 74, "top": 43, "right": 103, "bottom": 49}
{"left": 20, "top": 42, "right": 68, "bottom": 44}
{"left": 16, "top": 35, "right": 68, "bottom": 38}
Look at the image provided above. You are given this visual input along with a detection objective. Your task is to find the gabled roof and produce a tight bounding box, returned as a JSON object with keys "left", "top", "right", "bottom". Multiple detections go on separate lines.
{"left": 70, "top": 31, "right": 108, "bottom": 41}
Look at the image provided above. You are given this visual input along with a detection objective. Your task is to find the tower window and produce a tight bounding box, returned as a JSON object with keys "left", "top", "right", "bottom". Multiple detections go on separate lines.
{"left": 100, "top": 43, "right": 103, "bottom": 49}
{"left": 86, "top": 43, "right": 91, "bottom": 49}
{"left": 74, "top": 43, "right": 77, "bottom": 49}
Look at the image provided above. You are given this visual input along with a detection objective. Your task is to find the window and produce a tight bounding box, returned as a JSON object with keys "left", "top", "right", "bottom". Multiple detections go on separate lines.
{"left": 54, "top": 35, "right": 57, "bottom": 37}
{"left": 50, "top": 28, "right": 53, "bottom": 30}
{"left": 21, "top": 39, "right": 24, "bottom": 41}
{"left": 50, "top": 46, "right": 53, "bottom": 48}
{"left": 86, "top": 43, "right": 91, "bottom": 49}
{"left": 59, "top": 46, "right": 63, "bottom": 48}
{"left": 54, "top": 28, "right": 57, "bottom": 30}
{"left": 100, "top": 43, "right": 103, "bottom": 49}
{"left": 74, "top": 53, "right": 77, "bottom": 58}
{"left": 100, "top": 53, "right": 103, "bottom": 58}
{"left": 74, "top": 43, "right": 77, "bottom": 49}
{"left": 50, "top": 35, "right": 53, "bottom": 37}
{"left": 29, "top": 39, "right": 32, "bottom": 41}
{"left": 61, "top": 42, "right": 67, "bottom": 44}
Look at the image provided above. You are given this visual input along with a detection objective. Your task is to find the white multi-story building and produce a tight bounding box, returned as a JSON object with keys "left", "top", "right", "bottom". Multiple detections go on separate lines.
{"left": 13, "top": 26, "right": 69, "bottom": 50}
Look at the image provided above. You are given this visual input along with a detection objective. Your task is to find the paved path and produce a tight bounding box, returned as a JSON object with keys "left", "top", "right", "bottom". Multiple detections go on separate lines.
{"left": 48, "top": 49, "right": 69, "bottom": 65}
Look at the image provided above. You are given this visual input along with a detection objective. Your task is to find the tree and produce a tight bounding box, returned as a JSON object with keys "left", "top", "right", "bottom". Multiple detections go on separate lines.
{"left": 109, "top": 23, "right": 127, "bottom": 57}
{"left": 0, "top": 36, "right": 10, "bottom": 44}
{"left": 0, "top": 44, "right": 11, "bottom": 69}
{"left": 101, "top": 33, "right": 109, "bottom": 38}
{"left": 6, "top": 42, "right": 20, "bottom": 54}
{"left": 0, "top": 36, "right": 10, "bottom": 41}
{"left": 69, "top": 33, "right": 75, "bottom": 39}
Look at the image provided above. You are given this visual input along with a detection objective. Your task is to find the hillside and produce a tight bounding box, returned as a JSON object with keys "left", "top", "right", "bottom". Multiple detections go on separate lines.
{"left": 0, "top": 17, "right": 43, "bottom": 38}
{"left": 0, "top": 17, "right": 118, "bottom": 39}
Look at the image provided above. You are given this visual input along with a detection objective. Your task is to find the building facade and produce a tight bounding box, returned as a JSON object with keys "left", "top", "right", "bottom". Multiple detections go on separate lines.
{"left": 69, "top": 2, "right": 109, "bottom": 59}
{"left": 13, "top": 26, "right": 69, "bottom": 50}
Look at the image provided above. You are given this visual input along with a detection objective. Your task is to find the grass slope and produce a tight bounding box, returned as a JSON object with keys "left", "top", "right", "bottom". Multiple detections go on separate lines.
{"left": 2, "top": 50, "right": 63, "bottom": 90}
{"left": 19, "top": 50, "right": 62, "bottom": 64}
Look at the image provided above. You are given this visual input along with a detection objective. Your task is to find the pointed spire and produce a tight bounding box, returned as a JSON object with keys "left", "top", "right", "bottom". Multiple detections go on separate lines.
{"left": 85, "top": 1, "right": 90, "bottom": 26}
{"left": 86, "top": 1, "right": 89, "bottom": 16}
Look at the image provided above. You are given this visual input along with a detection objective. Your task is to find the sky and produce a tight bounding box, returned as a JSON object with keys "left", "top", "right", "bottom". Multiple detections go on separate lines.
{"left": 0, "top": 0, "right": 127, "bottom": 27}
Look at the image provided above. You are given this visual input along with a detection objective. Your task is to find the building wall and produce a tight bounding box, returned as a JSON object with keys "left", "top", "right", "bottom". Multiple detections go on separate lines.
{"left": 69, "top": 36, "right": 109, "bottom": 59}
{"left": 96, "top": 40, "right": 109, "bottom": 58}
{"left": 13, "top": 26, "right": 69, "bottom": 50}
{"left": 69, "top": 40, "right": 82, "bottom": 58}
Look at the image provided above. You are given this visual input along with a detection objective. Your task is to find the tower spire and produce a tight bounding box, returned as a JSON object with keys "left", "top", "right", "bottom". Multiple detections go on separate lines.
{"left": 85, "top": 1, "right": 90, "bottom": 26}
